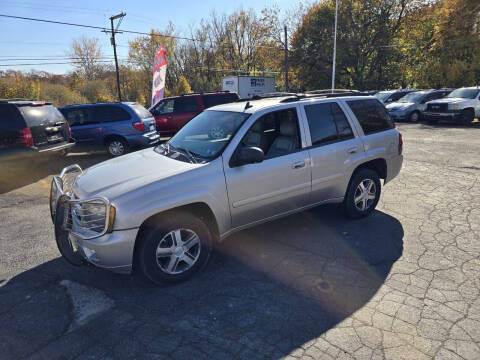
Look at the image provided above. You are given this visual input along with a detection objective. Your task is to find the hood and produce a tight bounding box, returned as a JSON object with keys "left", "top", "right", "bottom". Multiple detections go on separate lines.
{"left": 386, "top": 102, "right": 414, "bottom": 111}
{"left": 73, "top": 148, "right": 200, "bottom": 200}
{"left": 428, "top": 98, "right": 466, "bottom": 104}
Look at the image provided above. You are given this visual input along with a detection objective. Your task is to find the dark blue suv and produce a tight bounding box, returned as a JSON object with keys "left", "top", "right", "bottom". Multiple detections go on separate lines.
{"left": 59, "top": 102, "right": 159, "bottom": 156}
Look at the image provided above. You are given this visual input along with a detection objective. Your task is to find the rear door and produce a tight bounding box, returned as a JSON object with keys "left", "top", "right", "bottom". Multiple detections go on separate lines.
{"left": 18, "top": 104, "right": 69, "bottom": 149}
{"left": 92, "top": 105, "right": 131, "bottom": 138}
{"left": 300, "top": 101, "right": 364, "bottom": 203}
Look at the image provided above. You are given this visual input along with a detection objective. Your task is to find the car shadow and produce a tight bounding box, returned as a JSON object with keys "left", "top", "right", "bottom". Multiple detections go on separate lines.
{"left": 0, "top": 205, "right": 403, "bottom": 359}
{"left": 0, "top": 152, "right": 110, "bottom": 194}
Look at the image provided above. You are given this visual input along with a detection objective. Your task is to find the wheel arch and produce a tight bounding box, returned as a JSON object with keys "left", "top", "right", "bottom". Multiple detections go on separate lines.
{"left": 103, "top": 134, "right": 127, "bottom": 145}
{"left": 132, "top": 202, "right": 220, "bottom": 271}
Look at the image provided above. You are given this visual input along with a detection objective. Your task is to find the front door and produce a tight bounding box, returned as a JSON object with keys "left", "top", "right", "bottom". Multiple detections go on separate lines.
{"left": 224, "top": 107, "right": 311, "bottom": 228}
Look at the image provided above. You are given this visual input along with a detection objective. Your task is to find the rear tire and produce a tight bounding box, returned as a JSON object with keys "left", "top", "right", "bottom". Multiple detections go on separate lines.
{"left": 106, "top": 137, "right": 128, "bottom": 156}
{"left": 136, "top": 212, "right": 213, "bottom": 285}
{"left": 461, "top": 109, "right": 474, "bottom": 126}
{"left": 344, "top": 168, "right": 381, "bottom": 219}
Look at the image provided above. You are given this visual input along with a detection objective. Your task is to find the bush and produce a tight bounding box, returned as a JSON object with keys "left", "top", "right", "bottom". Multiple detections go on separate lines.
{"left": 40, "top": 83, "right": 87, "bottom": 107}
{"left": 77, "top": 80, "right": 114, "bottom": 103}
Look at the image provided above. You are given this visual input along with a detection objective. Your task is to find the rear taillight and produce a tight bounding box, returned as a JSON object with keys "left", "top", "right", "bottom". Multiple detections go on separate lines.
{"left": 67, "top": 122, "right": 72, "bottom": 138}
{"left": 132, "top": 121, "right": 145, "bottom": 132}
{"left": 19, "top": 127, "right": 34, "bottom": 147}
{"left": 398, "top": 133, "right": 403, "bottom": 155}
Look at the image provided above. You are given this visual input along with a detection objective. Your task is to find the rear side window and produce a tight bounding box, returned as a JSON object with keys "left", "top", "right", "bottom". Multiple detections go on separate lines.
{"left": 390, "top": 92, "right": 409, "bottom": 102}
{"left": 304, "top": 102, "right": 353, "bottom": 146}
{"left": 202, "top": 94, "right": 238, "bottom": 109}
{"left": 18, "top": 105, "right": 65, "bottom": 126}
{"left": 128, "top": 104, "right": 152, "bottom": 119}
{"left": 347, "top": 99, "right": 394, "bottom": 135}
{"left": 0, "top": 105, "right": 23, "bottom": 130}
{"left": 174, "top": 97, "right": 199, "bottom": 113}
{"left": 93, "top": 106, "right": 131, "bottom": 123}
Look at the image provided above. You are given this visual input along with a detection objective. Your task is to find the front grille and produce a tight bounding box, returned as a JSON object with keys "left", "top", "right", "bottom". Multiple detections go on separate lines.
{"left": 427, "top": 103, "right": 448, "bottom": 112}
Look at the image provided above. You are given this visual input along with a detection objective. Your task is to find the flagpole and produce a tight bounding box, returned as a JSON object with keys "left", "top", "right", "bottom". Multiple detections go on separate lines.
{"left": 331, "top": 0, "right": 338, "bottom": 93}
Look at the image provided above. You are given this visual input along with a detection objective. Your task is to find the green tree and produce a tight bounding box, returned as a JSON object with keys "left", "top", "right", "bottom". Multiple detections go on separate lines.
{"left": 174, "top": 75, "right": 192, "bottom": 95}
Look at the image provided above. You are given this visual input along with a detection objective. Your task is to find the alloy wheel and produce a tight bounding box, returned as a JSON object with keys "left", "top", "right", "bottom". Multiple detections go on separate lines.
{"left": 354, "top": 179, "right": 376, "bottom": 211}
{"left": 156, "top": 229, "right": 201, "bottom": 274}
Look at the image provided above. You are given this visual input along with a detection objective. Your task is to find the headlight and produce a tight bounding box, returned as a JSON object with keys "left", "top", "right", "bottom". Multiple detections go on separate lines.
{"left": 71, "top": 198, "right": 116, "bottom": 239}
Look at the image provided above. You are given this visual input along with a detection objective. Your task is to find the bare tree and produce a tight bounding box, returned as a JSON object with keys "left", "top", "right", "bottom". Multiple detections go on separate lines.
{"left": 68, "top": 36, "right": 104, "bottom": 80}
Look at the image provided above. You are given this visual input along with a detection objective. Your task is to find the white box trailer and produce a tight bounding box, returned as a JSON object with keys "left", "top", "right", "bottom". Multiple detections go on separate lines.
{"left": 222, "top": 76, "right": 275, "bottom": 99}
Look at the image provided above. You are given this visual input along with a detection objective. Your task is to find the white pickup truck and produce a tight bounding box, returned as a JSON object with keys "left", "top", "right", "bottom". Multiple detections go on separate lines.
{"left": 423, "top": 87, "right": 480, "bottom": 125}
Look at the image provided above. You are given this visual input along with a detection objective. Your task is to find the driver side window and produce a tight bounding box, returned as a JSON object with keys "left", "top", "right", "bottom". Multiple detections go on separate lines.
{"left": 238, "top": 108, "right": 301, "bottom": 159}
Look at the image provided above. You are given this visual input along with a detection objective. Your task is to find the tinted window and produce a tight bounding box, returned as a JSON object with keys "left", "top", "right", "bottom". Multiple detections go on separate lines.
{"left": 62, "top": 108, "right": 91, "bottom": 126}
{"left": 390, "top": 91, "right": 410, "bottom": 102}
{"left": 423, "top": 92, "right": 445, "bottom": 103}
{"left": 174, "top": 97, "right": 199, "bottom": 113}
{"left": 347, "top": 99, "right": 394, "bottom": 134}
{"left": 202, "top": 94, "right": 238, "bottom": 109}
{"left": 93, "top": 106, "right": 130, "bottom": 123}
{"left": 128, "top": 104, "right": 152, "bottom": 119}
{"left": 304, "top": 102, "right": 353, "bottom": 145}
{"left": 0, "top": 105, "right": 22, "bottom": 130}
{"left": 18, "top": 105, "right": 65, "bottom": 126}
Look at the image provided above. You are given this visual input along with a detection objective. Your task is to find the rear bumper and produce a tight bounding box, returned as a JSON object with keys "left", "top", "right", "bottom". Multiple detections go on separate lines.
{"left": 126, "top": 131, "right": 160, "bottom": 148}
{"left": 38, "top": 139, "right": 76, "bottom": 153}
{"left": 0, "top": 139, "right": 75, "bottom": 162}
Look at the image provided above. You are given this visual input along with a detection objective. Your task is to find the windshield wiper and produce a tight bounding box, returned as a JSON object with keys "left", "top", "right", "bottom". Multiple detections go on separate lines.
{"left": 168, "top": 144, "right": 198, "bottom": 164}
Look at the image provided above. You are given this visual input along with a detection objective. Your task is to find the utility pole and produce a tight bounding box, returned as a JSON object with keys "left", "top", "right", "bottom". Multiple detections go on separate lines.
{"left": 284, "top": 25, "right": 289, "bottom": 93}
{"left": 109, "top": 12, "right": 126, "bottom": 102}
{"left": 331, "top": 0, "right": 338, "bottom": 93}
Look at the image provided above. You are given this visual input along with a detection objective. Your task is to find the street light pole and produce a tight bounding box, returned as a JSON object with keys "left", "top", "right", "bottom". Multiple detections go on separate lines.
{"left": 331, "top": 0, "right": 338, "bottom": 93}
{"left": 110, "top": 12, "right": 125, "bottom": 102}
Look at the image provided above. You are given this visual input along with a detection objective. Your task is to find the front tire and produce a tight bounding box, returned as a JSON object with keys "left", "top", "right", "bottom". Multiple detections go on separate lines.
{"left": 409, "top": 111, "right": 420, "bottom": 123}
{"left": 136, "top": 212, "right": 213, "bottom": 284}
{"left": 344, "top": 169, "right": 381, "bottom": 219}
{"left": 461, "top": 109, "right": 474, "bottom": 126}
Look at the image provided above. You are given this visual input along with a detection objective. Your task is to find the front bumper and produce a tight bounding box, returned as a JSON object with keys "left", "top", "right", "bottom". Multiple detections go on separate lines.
{"left": 389, "top": 112, "right": 409, "bottom": 121}
{"left": 423, "top": 110, "right": 462, "bottom": 122}
{"left": 50, "top": 164, "right": 137, "bottom": 274}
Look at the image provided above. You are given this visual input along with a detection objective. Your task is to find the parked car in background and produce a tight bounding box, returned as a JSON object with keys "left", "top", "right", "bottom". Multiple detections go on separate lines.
{"left": 59, "top": 102, "right": 159, "bottom": 156}
{"left": 423, "top": 87, "right": 480, "bottom": 125}
{"left": 50, "top": 92, "right": 403, "bottom": 284}
{"left": 375, "top": 89, "right": 419, "bottom": 104}
{"left": 386, "top": 89, "right": 452, "bottom": 122}
{"left": 0, "top": 99, "right": 74, "bottom": 163}
{"left": 150, "top": 91, "right": 239, "bottom": 135}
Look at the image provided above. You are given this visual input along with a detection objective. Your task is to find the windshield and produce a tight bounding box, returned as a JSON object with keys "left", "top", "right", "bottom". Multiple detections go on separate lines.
{"left": 156, "top": 110, "right": 250, "bottom": 161}
{"left": 128, "top": 103, "right": 152, "bottom": 119}
{"left": 375, "top": 91, "right": 393, "bottom": 102}
{"left": 398, "top": 92, "right": 428, "bottom": 103}
{"left": 446, "top": 88, "right": 480, "bottom": 99}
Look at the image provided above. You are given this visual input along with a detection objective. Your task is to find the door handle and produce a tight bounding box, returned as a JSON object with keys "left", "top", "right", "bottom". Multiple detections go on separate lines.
{"left": 292, "top": 161, "right": 306, "bottom": 169}
{"left": 347, "top": 147, "right": 357, "bottom": 154}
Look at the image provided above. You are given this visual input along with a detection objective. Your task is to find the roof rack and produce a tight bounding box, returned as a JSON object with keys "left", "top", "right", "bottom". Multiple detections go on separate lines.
{"left": 280, "top": 91, "right": 371, "bottom": 103}
{"left": 0, "top": 98, "right": 35, "bottom": 102}
{"left": 237, "top": 92, "right": 297, "bottom": 102}
{"left": 180, "top": 90, "right": 231, "bottom": 96}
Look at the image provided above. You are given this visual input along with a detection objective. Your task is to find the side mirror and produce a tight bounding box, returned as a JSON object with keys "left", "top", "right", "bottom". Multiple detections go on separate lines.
{"left": 232, "top": 147, "right": 264, "bottom": 167}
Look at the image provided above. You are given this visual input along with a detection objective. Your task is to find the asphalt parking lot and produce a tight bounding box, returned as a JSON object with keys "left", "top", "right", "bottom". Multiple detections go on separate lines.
{"left": 1, "top": 123, "right": 479, "bottom": 360}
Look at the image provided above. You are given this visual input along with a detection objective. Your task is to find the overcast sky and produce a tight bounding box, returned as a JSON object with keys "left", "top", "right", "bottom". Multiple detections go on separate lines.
{"left": 0, "top": 0, "right": 300, "bottom": 74}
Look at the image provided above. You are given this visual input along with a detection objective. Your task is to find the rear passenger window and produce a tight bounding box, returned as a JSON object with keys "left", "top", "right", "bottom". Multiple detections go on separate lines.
{"left": 347, "top": 99, "right": 394, "bottom": 135}
{"left": 304, "top": 102, "right": 353, "bottom": 146}
{"left": 0, "top": 105, "right": 22, "bottom": 130}
{"left": 63, "top": 109, "right": 91, "bottom": 126}
{"left": 202, "top": 94, "right": 237, "bottom": 109}
{"left": 93, "top": 106, "right": 130, "bottom": 123}
{"left": 174, "top": 97, "right": 199, "bottom": 113}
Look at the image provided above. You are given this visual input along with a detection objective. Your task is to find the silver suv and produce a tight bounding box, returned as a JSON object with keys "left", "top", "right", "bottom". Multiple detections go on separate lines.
{"left": 50, "top": 94, "right": 403, "bottom": 284}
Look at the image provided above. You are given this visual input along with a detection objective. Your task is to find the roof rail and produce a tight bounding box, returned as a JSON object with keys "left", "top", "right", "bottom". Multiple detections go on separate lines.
{"left": 280, "top": 91, "right": 371, "bottom": 103}
{"left": 306, "top": 89, "right": 359, "bottom": 94}
{"left": 0, "top": 98, "right": 36, "bottom": 102}
{"left": 237, "top": 92, "right": 297, "bottom": 102}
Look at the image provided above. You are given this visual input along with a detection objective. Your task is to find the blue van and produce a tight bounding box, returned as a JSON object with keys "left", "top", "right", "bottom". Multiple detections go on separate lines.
{"left": 59, "top": 102, "right": 159, "bottom": 156}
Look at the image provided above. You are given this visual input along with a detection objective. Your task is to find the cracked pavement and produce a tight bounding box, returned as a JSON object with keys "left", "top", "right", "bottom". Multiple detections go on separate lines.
{"left": 0, "top": 123, "right": 479, "bottom": 359}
